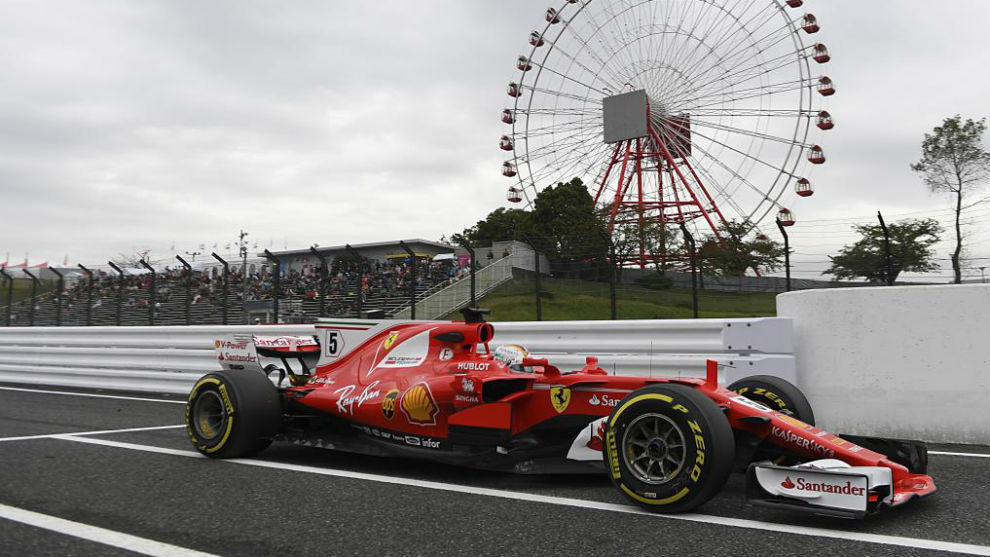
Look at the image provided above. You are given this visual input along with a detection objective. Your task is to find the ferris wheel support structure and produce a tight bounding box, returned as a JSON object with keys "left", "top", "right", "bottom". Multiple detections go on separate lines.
{"left": 500, "top": 0, "right": 835, "bottom": 268}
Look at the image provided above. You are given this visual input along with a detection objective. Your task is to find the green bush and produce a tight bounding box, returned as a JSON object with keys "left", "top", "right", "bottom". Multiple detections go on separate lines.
{"left": 634, "top": 273, "right": 674, "bottom": 290}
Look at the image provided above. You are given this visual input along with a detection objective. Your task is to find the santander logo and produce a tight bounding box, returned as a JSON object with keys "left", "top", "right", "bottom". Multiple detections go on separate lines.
{"left": 588, "top": 394, "right": 619, "bottom": 407}
{"left": 780, "top": 475, "right": 865, "bottom": 496}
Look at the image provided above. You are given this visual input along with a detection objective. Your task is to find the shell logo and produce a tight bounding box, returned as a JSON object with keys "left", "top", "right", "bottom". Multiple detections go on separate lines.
{"left": 214, "top": 340, "right": 221, "bottom": 349}
{"left": 400, "top": 383, "right": 438, "bottom": 426}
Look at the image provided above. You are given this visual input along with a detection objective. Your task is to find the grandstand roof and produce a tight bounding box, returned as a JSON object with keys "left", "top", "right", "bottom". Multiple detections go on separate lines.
{"left": 263, "top": 239, "right": 454, "bottom": 259}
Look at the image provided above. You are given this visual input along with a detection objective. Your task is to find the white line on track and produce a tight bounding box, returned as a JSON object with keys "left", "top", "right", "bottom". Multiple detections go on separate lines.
{"left": 0, "top": 385, "right": 186, "bottom": 404}
{"left": 0, "top": 424, "right": 185, "bottom": 443}
{"left": 55, "top": 435, "right": 990, "bottom": 556}
{"left": 930, "top": 451, "right": 990, "bottom": 459}
{"left": 0, "top": 502, "right": 219, "bottom": 557}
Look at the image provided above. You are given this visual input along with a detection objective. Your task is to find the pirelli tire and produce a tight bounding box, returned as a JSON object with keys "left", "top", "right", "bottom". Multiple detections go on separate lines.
{"left": 728, "top": 375, "right": 815, "bottom": 426}
{"left": 186, "top": 370, "right": 281, "bottom": 458}
{"left": 603, "top": 384, "right": 734, "bottom": 513}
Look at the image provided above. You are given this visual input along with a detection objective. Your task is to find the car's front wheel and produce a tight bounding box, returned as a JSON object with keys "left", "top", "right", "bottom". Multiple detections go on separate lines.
{"left": 186, "top": 370, "right": 281, "bottom": 458}
{"left": 603, "top": 384, "right": 734, "bottom": 513}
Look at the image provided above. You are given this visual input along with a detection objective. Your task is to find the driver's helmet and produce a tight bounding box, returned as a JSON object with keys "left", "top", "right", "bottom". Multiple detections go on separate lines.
{"left": 493, "top": 344, "right": 530, "bottom": 372}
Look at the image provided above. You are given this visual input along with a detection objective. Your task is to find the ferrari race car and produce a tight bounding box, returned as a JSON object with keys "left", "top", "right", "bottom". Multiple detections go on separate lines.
{"left": 188, "top": 310, "right": 935, "bottom": 518}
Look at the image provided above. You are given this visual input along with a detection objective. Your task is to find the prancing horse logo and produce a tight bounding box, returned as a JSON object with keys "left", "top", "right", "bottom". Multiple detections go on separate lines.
{"left": 550, "top": 386, "right": 571, "bottom": 414}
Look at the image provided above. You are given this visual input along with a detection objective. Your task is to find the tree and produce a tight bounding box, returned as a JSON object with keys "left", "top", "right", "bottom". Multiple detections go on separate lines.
{"left": 824, "top": 219, "right": 942, "bottom": 283}
{"left": 609, "top": 216, "right": 681, "bottom": 274}
{"left": 910, "top": 116, "right": 990, "bottom": 283}
{"left": 698, "top": 220, "right": 785, "bottom": 276}
{"left": 452, "top": 208, "right": 532, "bottom": 246}
{"left": 529, "top": 178, "right": 608, "bottom": 265}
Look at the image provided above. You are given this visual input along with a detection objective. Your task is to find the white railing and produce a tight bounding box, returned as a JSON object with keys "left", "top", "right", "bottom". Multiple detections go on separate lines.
{"left": 390, "top": 256, "right": 515, "bottom": 320}
{"left": 0, "top": 318, "right": 794, "bottom": 395}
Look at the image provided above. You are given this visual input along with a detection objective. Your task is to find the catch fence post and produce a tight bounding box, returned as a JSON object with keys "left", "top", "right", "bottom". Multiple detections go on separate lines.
{"left": 399, "top": 241, "right": 418, "bottom": 320}
{"left": 139, "top": 260, "right": 156, "bottom": 326}
{"left": 521, "top": 235, "right": 542, "bottom": 321}
{"left": 600, "top": 230, "right": 618, "bottom": 320}
{"left": 310, "top": 246, "right": 329, "bottom": 318}
{"left": 0, "top": 269, "right": 12, "bottom": 326}
{"left": 176, "top": 255, "right": 192, "bottom": 325}
{"left": 107, "top": 261, "right": 124, "bottom": 326}
{"left": 23, "top": 270, "right": 40, "bottom": 326}
{"left": 459, "top": 240, "right": 477, "bottom": 310}
{"left": 211, "top": 253, "right": 229, "bottom": 325}
{"left": 345, "top": 244, "right": 364, "bottom": 318}
{"left": 877, "top": 211, "right": 894, "bottom": 286}
{"left": 78, "top": 265, "right": 94, "bottom": 326}
{"left": 775, "top": 218, "right": 791, "bottom": 293}
{"left": 679, "top": 224, "right": 699, "bottom": 318}
{"left": 51, "top": 268, "right": 64, "bottom": 326}
{"left": 263, "top": 250, "right": 280, "bottom": 324}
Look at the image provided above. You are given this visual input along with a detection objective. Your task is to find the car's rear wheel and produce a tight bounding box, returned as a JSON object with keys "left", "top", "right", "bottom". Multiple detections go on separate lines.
{"left": 603, "top": 384, "right": 734, "bottom": 513}
{"left": 186, "top": 370, "right": 281, "bottom": 458}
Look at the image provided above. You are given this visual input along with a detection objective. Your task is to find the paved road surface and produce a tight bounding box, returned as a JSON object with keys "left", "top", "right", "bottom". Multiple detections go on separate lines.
{"left": 1, "top": 386, "right": 988, "bottom": 557}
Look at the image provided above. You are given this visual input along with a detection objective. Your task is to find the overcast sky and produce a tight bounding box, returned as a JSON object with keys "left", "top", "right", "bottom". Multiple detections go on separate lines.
{"left": 1, "top": 0, "right": 988, "bottom": 280}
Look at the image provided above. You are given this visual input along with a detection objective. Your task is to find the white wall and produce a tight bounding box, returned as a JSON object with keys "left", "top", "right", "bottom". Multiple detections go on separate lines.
{"left": 777, "top": 284, "right": 990, "bottom": 444}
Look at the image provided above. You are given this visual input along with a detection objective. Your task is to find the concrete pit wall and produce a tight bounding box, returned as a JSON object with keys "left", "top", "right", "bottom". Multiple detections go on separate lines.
{"left": 777, "top": 284, "right": 990, "bottom": 444}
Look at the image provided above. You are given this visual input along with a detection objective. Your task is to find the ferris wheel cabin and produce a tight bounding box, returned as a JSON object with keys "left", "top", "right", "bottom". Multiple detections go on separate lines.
{"left": 817, "top": 110, "right": 834, "bottom": 130}
{"left": 778, "top": 209, "right": 796, "bottom": 227}
{"left": 795, "top": 178, "right": 814, "bottom": 197}
{"left": 802, "top": 14, "right": 820, "bottom": 34}
{"left": 817, "top": 76, "right": 836, "bottom": 96}
{"left": 812, "top": 43, "right": 831, "bottom": 64}
{"left": 506, "top": 187, "right": 522, "bottom": 204}
{"left": 808, "top": 145, "right": 826, "bottom": 165}
{"left": 499, "top": 136, "right": 514, "bottom": 151}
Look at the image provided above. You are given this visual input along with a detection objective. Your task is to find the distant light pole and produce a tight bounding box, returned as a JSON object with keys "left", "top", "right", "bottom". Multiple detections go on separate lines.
{"left": 239, "top": 230, "right": 249, "bottom": 324}
{"left": 980, "top": 267, "right": 986, "bottom": 284}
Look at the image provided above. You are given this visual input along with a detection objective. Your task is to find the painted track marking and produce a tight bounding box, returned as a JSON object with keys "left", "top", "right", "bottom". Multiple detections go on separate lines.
{"left": 930, "top": 451, "right": 990, "bottom": 459}
{"left": 0, "top": 424, "right": 185, "bottom": 443}
{"left": 54, "top": 435, "right": 990, "bottom": 556}
{"left": 0, "top": 385, "right": 186, "bottom": 404}
{"left": 0, "top": 502, "right": 219, "bottom": 557}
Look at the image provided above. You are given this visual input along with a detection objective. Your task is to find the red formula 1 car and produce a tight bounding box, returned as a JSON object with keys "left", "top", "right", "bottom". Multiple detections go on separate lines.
{"left": 188, "top": 310, "right": 935, "bottom": 518}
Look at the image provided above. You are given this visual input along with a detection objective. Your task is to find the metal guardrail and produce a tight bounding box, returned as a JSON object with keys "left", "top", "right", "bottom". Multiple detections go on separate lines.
{"left": 0, "top": 318, "right": 794, "bottom": 395}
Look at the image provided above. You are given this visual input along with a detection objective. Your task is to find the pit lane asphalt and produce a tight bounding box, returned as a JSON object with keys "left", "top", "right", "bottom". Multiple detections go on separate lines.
{"left": 1, "top": 386, "right": 988, "bottom": 557}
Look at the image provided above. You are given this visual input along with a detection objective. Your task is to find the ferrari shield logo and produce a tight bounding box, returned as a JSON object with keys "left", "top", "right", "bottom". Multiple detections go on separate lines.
{"left": 550, "top": 387, "right": 571, "bottom": 414}
{"left": 383, "top": 332, "right": 399, "bottom": 351}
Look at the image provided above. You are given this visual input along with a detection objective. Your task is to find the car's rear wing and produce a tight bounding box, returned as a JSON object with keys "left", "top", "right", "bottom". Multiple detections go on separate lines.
{"left": 214, "top": 334, "right": 322, "bottom": 385}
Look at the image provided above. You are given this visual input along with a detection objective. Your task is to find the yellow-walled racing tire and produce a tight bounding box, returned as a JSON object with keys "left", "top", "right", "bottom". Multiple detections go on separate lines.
{"left": 728, "top": 375, "right": 815, "bottom": 426}
{"left": 186, "top": 370, "right": 281, "bottom": 458}
{"left": 603, "top": 384, "right": 734, "bottom": 513}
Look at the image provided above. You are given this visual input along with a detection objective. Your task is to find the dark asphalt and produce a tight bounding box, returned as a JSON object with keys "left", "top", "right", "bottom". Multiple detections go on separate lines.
{"left": 0, "top": 386, "right": 988, "bottom": 557}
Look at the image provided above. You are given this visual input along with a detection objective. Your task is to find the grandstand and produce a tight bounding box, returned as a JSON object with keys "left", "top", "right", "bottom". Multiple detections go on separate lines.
{"left": 0, "top": 239, "right": 546, "bottom": 326}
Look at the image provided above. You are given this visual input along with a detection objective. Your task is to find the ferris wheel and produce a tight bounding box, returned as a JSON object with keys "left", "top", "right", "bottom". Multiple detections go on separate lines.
{"left": 500, "top": 0, "right": 834, "bottom": 265}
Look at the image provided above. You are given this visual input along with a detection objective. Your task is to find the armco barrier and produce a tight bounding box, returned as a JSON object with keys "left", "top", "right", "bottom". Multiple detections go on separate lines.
{"left": 0, "top": 318, "right": 794, "bottom": 395}
{"left": 778, "top": 284, "right": 990, "bottom": 445}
